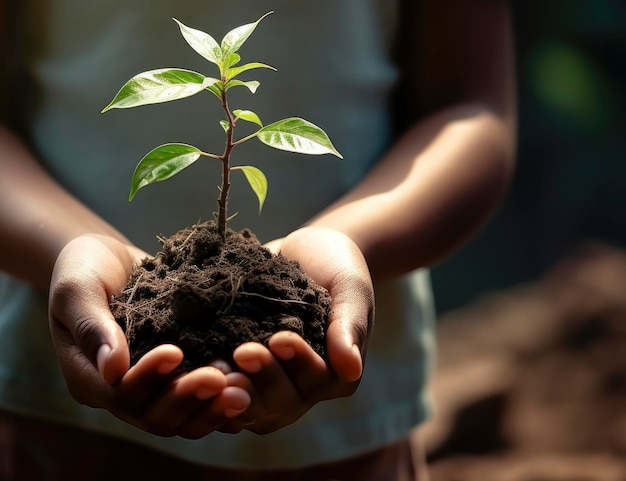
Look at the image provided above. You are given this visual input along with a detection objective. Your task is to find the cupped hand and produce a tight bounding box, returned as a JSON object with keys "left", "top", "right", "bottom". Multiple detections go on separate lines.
{"left": 221, "top": 226, "right": 375, "bottom": 434}
{"left": 48, "top": 234, "right": 250, "bottom": 438}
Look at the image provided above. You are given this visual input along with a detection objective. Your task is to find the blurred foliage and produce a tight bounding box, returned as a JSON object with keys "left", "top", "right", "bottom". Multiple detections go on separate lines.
{"left": 433, "top": 0, "right": 626, "bottom": 313}
{"left": 529, "top": 41, "right": 611, "bottom": 134}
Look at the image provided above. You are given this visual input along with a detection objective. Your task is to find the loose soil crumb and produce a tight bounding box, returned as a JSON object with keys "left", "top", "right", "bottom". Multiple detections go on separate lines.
{"left": 111, "top": 221, "right": 330, "bottom": 372}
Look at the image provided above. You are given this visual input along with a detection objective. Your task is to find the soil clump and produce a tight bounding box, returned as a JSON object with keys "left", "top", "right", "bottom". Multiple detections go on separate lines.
{"left": 111, "top": 221, "right": 330, "bottom": 372}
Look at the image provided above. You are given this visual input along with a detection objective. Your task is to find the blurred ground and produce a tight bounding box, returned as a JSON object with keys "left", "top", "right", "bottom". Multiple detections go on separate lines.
{"left": 421, "top": 241, "right": 626, "bottom": 481}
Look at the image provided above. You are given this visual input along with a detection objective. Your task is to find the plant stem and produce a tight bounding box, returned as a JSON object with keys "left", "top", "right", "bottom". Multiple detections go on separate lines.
{"left": 217, "top": 88, "right": 236, "bottom": 241}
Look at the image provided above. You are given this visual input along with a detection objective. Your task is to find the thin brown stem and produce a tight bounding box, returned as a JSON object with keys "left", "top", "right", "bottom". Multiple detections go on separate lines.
{"left": 217, "top": 86, "right": 236, "bottom": 241}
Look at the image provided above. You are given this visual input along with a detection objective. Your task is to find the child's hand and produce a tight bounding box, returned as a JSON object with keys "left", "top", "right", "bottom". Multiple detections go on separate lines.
{"left": 220, "top": 227, "right": 374, "bottom": 434}
{"left": 48, "top": 234, "right": 250, "bottom": 438}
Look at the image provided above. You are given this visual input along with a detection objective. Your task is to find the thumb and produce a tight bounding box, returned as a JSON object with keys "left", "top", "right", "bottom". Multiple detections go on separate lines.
{"left": 281, "top": 227, "right": 375, "bottom": 382}
{"left": 326, "top": 273, "right": 374, "bottom": 382}
{"left": 49, "top": 235, "right": 134, "bottom": 386}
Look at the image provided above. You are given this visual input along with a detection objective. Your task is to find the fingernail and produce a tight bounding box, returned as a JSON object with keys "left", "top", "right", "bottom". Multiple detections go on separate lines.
{"left": 96, "top": 344, "right": 111, "bottom": 376}
{"left": 273, "top": 343, "right": 295, "bottom": 360}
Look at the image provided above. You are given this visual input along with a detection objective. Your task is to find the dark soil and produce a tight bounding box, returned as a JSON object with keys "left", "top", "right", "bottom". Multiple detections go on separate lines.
{"left": 110, "top": 221, "right": 330, "bottom": 372}
{"left": 424, "top": 243, "right": 626, "bottom": 481}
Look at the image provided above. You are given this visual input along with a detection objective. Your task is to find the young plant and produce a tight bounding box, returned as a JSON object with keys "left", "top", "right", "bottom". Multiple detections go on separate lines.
{"left": 102, "top": 12, "right": 342, "bottom": 241}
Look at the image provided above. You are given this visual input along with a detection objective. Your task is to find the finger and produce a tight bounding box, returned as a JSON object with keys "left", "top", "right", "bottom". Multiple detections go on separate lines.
{"left": 233, "top": 341, "right": 308, "bottom": 427}
{"left": 224, "top": 372, "right": 257, "bottom": 418}
{"left": 111, "top": 344, "right": 184, "bottom": 414}
{"left": 233, "top": 342, "right": 316, "bottom": 434}
{"left": 233, "top": 342, "right": 301, "bottom": 404}
{"left": 180, "top": 383, "right": 251, "bottom": 438}
{"left": 49, "top": 283, "right": 130, "bottom": 385}
{"left": 140, "top": 366, "right": 228, "bottom": 437}
{"left": 278, "top": 227, "right": 374, "bottom": 382}
{"left": 49, "top": 235, "right": 136, "bottom": 384}
{"left": 326, "top": 306, "right": 367, "bottom": 384}
{"left": 215, "top": 372, "right": 260, "bottom": 434}
{"left": 326, "top": 259, "right": 373, "bottom": 382}
{"left": 325, "top": 269, "right": 373, "bottom": 383}
{"left": 268, "top": 332, "right": 333, "bottom": 401}
{"left": 48, "top": 318, "right": 114, "bottom": 407}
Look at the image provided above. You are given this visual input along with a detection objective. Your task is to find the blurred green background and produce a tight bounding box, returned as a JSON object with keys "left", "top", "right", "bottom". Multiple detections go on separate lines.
{"left": 431, "top": 0, "right": 626, "bottom": 313}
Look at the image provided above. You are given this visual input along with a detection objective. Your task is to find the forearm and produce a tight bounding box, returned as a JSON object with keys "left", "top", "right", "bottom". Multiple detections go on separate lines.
{"left": 0, "top": 125, "right": 130, "bottom": 289}
{"left": 310, "top": 0, "right": 516, "bottom": 281}
{"left": 309, "top": 103, "right": 515, "bottom": 280}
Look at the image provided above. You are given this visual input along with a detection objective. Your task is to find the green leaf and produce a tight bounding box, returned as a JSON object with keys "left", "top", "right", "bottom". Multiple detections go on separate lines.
{"left": 221, "top": 12, "right": 273, "bottom": 59}
{"left": 102, "top": 69, "right": 213, "bottom": 112}
{"left": 129, "top": 143, "right": 202, "bottom": 200}
{"left": 233, "top": 109, "right": 263, "bottom": 127}
{"left": 256, "top": 118, "right": 343, "bottom": 158}
{"left": 205, "top": 82, "right": 223, "bottom": 98}
{"left": 231, "top": 165, "right": 268, "bottom": 213}
{"left": 219, "top": 120, "right": 229, "bottom": 132}
{"left": 226, "top": 62, "right": 276, "bottom": 81}
{"left": 225, "top": 79, "right": 260, "bottom": 93}
{"left": 173, "top": 18, "right": 222, "bottom": 65}
{"left": 223, "top": 53, "right": 241, "bottom": 70}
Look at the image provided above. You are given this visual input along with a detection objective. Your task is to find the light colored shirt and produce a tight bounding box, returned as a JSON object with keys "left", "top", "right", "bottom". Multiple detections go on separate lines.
{"left": 0, "top": 0, "right": 436, "bottom": 469}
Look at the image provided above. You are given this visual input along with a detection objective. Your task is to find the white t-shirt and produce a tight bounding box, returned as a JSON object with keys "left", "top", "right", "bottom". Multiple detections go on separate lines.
{"left": 0, "top": 0, "right": 436, "bottom": 469}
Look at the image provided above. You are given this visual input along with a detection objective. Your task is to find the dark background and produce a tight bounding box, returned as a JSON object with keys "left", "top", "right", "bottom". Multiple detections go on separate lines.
{"left": 432, "top": 0, "right": 626, "bottom": 314}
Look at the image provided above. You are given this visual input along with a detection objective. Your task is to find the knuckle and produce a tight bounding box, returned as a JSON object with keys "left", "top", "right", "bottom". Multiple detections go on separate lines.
{"left": 73, "top": 315, "right": 104, "bottom": 359}
{"left": 49, "top": 276, "right": 84, "bottom": 313}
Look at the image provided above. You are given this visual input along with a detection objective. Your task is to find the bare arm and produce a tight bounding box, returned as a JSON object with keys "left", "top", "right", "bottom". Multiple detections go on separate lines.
{"left": 309, "top": 0, "right": 516, "bottom": 280}
{"left": 0, "top": 126, "right": 131, "bottom": 288}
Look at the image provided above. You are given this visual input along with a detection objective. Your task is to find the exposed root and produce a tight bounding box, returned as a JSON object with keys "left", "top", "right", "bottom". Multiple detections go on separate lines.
{"left": 236, "top": 290, "right": 317, "bottom": 307}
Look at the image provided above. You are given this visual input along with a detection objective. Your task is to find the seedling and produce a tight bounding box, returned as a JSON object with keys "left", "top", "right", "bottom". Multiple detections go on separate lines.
{"left": 102, "top": 12, "right": 342, "bottom": 241}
